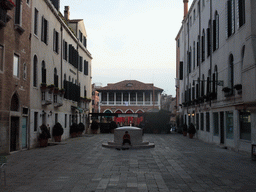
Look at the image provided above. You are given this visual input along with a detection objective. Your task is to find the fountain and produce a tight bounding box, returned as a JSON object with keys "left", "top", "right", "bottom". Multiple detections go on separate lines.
{"left": 102, "top": 126, "right": 155, "bottom": 149}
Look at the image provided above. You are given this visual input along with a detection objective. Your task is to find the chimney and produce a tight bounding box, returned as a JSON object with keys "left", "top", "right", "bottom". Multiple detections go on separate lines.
{"left": 183, "top": 0, "right": 189, "bottom": 20}
{"left": 64, "top": 6, "right": 70, "bottom": 21}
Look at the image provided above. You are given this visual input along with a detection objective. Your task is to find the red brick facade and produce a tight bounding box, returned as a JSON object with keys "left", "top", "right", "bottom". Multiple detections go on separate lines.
{"left": 0, "top": 1, "right": 32, "bottom": 154}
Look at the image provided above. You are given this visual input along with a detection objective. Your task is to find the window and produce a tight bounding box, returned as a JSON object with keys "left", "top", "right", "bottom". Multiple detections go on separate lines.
{"left": 207, "top": 20, "right": 211, "bottom": 57}
{"left": 23, "top": 63, "right": 27, "bottom": 80}
{"left": 227, "top": 0, "right": 235, "bottom": 38}
{"left": 201, "top": 74, "right": 205, "bottom": 97}
{"left": 15, "top": 0, "right": 22, "bottom": 25}
{"left": 34, "top": 8, "right": 38, "bottom": 35}
{"left": 213, "top": 11, "right": 219, "bottom": 51}
{"left": 79, "top": 30, "right": 82, "bottom": 42}
{"left": 79, "top": 56, "right": 83, "bottom": 72}
{"left": 213, "top": 112, "right": 219, "bottom": 136}
{"left": 0, "top": 45, "right": 3, "bottom": 71}
{"left": 84, "top": 60, "right": 88, "bottom": 75}
{"left": 42, "top": 61, "right": 46, "bottom": 84}
{"left": 193, "top": 42, "right": 195, "bottom": 69}
{"left": 34, "top": 112, "right": 38, "bottom": 131}
{"left": 193, "top": 9, "right": 196, "bottom": 21}
{"left": 65, "top": 114, "right": 67, "bottom": 128}
{"left": 201, "top": 30, "right": 205, "bottom": 62}
{"left": 200, "top": 113, "right": 204, "bottom": 131}
{"left": 33, "top": 55, "right": 37, "bottom": 86}
{"left": 13, "top": 54, "right": 19, "bottom": 77}
{"left": 228, "top": 54, "right": 234, "bottom": 94}
{"left": 212, "top": 66, "right": 218, "bottom": 99}
{"left": 53, "top": 29, "right": 59, "bottom": 53}
{"left": 238, "top": 0, "right": 245, "bottom": 27}
{"left": 241, "top": 45, "right": 245, "bottom": 66}
{"left": 27, "top": 0, "right": 30, "bottom": 5}
{"left": 179, "top": 61, "right": 183, "bottom": 80}
{"left": 54, "top": 68, "right": 58, "bottom": 87}
{"left": 197, "top": 36, "right": 200, "bottom": 66}
{"left": 84, "top": 86, "right": 87, "bottom": 97}
{"left": 206, "top": 112, "right": 210, "bottom": 132}
{"left": 239, "top": 111, "right": 251, "bottom": 140}
{"left": 202, "top": 0, "right": 205, "bottom": 7}
{"left": 63, "top": 40, "right": 68, "bottom": 60}
{"left": 83, "top": 36, "right": 87, "bottom": 48}
{"left": 41, "top": 16, "right": 48, "bottom": 44}
{"left": 226, "top": 111, "right": 233, "bottom": 139}
{"left": 55, "top": 113, "right": 58, "bottom": 124}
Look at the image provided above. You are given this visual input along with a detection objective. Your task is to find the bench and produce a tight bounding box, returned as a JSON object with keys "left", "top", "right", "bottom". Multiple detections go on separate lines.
{"left": 0, "top": 156, "right": 7, "bottom": 186}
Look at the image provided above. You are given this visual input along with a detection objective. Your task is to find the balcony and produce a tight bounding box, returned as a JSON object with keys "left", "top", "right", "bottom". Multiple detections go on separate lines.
{"left": 41, "top": 91, "right": 53, "bottom": 106}
{"left": 54, "top": 94, "right": 63, "bottom": 108}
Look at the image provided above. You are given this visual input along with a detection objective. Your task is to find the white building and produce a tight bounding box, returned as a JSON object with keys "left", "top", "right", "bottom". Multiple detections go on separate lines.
{"left": 176, "top": 0, "right": 255, "bottom": 152}
{"left": 30, "top": 0, "right": 92, "bottom": 148}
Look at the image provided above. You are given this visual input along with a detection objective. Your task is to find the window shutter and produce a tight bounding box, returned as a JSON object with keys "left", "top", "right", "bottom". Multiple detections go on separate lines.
{"left": 53, "top": 29, "right": 56, "bottom": 51}
{"left": 207, "top": 28, "right": 211, "bottom": 56}
{"left": 213, "top": 20, "right": 216, "bottom": 51}
{"left": 231, "top": 0, "right": 235, "bottom": 34}
{"left": 216, "top": 14, "right": 219, "bottom": 49}
{"left": 41, "top": 16, "right": 44, "bottom": 41}
{"left": 179, "top": 62, "right": 183, "bottom": 80}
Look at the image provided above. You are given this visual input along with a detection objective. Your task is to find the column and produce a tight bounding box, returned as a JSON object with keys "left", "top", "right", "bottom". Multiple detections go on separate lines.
{"left": 143, "top": 92, "right": 145, "bottom": 105}
{"left": 121, "top": 92, "right": 123, "bottom": 105}
{"left": 128, "top": 92, "right": 130, "bottom": 105}
{"left": 107, "top": 92, "right": 109, "bottom": 105}
{"left": 150, "top": 92, "right": 152, "bottom": 105}
{"left": 136, "top": 92, "right": 138, "bottom": 105}
{"left": 114, "top": 92, "right": 116, "bottom": 105}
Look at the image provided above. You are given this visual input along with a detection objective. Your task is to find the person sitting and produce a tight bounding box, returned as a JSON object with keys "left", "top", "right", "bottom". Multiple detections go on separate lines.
{"left": 122, "top": 131, "right": 131, "bottom": 146}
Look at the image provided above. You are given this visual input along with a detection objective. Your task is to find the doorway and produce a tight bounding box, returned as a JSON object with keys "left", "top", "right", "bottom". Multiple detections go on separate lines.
{"left": 10, "top": 117, "right": 19, "bottom": 152}
{"left": 22, "top": 117, "right": 27, "bottom": 148}
{"left": 220, "top": 112, "right": 224, "bottom": 144}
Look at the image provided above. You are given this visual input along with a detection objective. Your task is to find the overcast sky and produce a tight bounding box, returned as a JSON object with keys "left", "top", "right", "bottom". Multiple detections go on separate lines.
{"left": 59, "top": 0, "right": 192, "bottom": 96}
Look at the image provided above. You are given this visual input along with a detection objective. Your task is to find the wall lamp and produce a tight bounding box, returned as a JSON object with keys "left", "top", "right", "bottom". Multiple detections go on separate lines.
{"left": 48, "top": 111, "right": 52, "bottom": 117}
{"left": 40, "top": 110, "right": 46, "bottom": 117}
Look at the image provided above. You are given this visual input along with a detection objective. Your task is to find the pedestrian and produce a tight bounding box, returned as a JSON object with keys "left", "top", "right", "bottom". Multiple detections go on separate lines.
{"left": 122, "top": 131, "right": 131, "bottom": 146}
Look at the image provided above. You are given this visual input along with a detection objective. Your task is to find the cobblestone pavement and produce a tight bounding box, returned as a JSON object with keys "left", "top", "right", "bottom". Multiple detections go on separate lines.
{"left": 1, "top": 133, "right": 256, "bottom": 192}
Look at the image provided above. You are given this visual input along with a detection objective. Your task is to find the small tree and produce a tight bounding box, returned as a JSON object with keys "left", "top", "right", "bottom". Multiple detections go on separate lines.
{"left": 52, "top": 122, "right": 64, "bottom": 136}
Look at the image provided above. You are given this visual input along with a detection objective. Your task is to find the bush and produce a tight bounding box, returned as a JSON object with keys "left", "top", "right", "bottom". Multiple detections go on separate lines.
{"left": 188, "top": 123, "right": 196, "bottom": 134}
{"left": 52, "top": 122, "right": 64, "bottom": 136}
{"left": 70, "top": 123, "right": 78, "bottom": 134}
{"left": 78, "top": 122, "right": 85, "bottom": 132}
{"left": 91, "top": 120, "right": 99, "bottom": 130}
{"left": 39, "top": 124, "right": 51, "bottom": 139}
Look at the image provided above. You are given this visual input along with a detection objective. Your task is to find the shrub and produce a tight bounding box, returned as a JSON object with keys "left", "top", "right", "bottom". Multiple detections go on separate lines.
{"left": 78, "top": 122, "right": 85, "bottom": 132}
{"left": 39, "top": 124, "right": 51, "bottom": 139}
{"left": 70, "top": 123, "right": 79, "bottom": 134}
{"left": 52, "top": 122, "right": 64, "bottom": 136}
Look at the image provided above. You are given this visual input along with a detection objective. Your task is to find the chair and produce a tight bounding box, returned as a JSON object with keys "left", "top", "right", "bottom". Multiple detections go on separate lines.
{"left": 0, "top": 156, "right": 7, "bottom": 186}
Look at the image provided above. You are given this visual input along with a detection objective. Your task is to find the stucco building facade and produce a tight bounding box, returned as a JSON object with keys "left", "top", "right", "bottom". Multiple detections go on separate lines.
{"left": 176, "top": 0, "right": 255, "bottom": 152}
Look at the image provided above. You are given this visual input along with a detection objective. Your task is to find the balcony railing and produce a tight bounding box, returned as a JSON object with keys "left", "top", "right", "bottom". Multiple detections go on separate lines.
{"left": 100, "top": 100, "right": 159, "bottom": 106}
{"left": 42, "top": 91, "right": 53, "bottom": 105}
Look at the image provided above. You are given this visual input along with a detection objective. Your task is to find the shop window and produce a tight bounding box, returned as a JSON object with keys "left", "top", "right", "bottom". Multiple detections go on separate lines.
{"left": 226, "top": 111, "right": 234, "bottom": 139}
{"left": 213, "top": 112, "right": 219, "bottom": 136}
{"left": 239, "top": 111, "right": 251, "bottom": 140}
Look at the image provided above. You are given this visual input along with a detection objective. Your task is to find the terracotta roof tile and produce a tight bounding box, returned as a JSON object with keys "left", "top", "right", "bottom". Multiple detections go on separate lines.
{"left": 97, "top": 80, "right": 163, "bottom": 92}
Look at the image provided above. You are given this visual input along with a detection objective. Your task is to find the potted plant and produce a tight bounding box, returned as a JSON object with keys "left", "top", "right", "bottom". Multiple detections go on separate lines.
{"left": 91, "top": 120, "right": 99, "bottom": 134}
{"left": 188, "top": 123, "right": 196, "bottom": 139}
{"left": 40, "top": 83, "right": 47, "bottom": 90}
{"left": 70, "top": 123, "right": 78, "bottom": 138}
{"left": 182, "top": 124, "right": 187, "bottom": 136}
{"left": 52, "top": 122, "right": 64, "bottom": 142}
{"left": 78, "top": 122, "right": 85, "bottom": 136}
{"left": 38, "top": 124, "right": 51, "bottom": 147}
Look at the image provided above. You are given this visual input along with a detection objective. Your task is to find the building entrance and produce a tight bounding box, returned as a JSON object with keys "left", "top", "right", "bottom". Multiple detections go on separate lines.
{"left": 10, "top": 117, "right": 19, "bottom": 152}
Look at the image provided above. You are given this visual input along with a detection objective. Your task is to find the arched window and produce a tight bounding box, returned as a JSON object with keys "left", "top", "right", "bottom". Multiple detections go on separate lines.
{"left": 201, "top": 74, "right": 205, "bottom": 97}
{"left": 213, "top": 11, "right": 219, "bottom": 51}
{"left": 212, "top": 65, "right": 218, "bottom": 99}
{"left": 33, "top": 55, "right": 37, "bottom": 87}
{"left": 11, "top": 93, "right": 19, "bottom": 111}
{"left": 227, "top": 0, "right": 235, "bottom": 38}
{"left": 207, "top": 20, "right": 211, "bottom": 57}
{"left": 197, "top": 36, "right": 200, "bottom": 66}
{"left": 229, "top": 54, "right": 234, "bottom": 95}
{"left": 41, "top": 61, "right": 46, "bottom": 84}
{"left": 193, "top": 41, "right": 195, "bottom": 69}
{"left": 54, "top": 68, "right": 58, "bottom": 87}
{"left": 201, "top": 29, "right": 205, "bottom": 62}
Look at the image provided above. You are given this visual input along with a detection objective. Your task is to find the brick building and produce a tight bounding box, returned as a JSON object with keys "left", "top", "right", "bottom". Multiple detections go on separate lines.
{"left": 97, "top": 80, "right": 163, "bottom": 126}
{"left": 0, "top": 0, "right": 32, "bottom": 154}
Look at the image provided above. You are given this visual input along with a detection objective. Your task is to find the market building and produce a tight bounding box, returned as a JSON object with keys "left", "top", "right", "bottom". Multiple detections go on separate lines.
{"left": 176, "top": 0, "right": 254, "bottom": 152}
{"left": 97, "top": 80, "right": 163, "bottom": 126}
